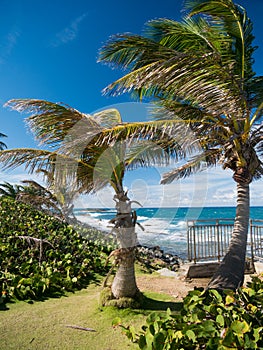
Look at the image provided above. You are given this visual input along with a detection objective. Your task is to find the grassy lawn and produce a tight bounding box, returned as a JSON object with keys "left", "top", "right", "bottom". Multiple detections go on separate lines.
{"left": 0, "top": 279, "right": 181, "bottom": 350}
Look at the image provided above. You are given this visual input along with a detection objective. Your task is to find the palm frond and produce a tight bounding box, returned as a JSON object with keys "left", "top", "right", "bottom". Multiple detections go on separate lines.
{"left": 0, "top": 148, "right": 57, "bottom": 173}
{"left": 185, "top": 0, "right": 256, "bottom": 84}
{"left": 125, "top": 140, "right": 179, "bottom": 170}
{"left": 0, "top": 181, "right": 22, "bottom": 198}
{"left": 247, "top": 77, "right": 263, "bottom": 119}
{"left": 98, "top": 34, "right": 176, "bottom": 70}
{"left": 14, "top": 235, "right": 54, "bottom": 249}
{"left": 103, "top": 51, "right": 243, "bottom": 117}
{"left": 92, "top": 109, "right": 122, "bottom": 128}
{"left": 0, "top": 132, "right": 7, "bottom": 150}
{"left": 21, "top": 179, "right": 55, "bottom": 199}
{"left": 4, "top": 99, "right": 97, "bottom": 147}
{"left": 161, "top": 148, "right": 222, "bottom": 184}
{"left": 145, "top": 16, "right": 229, "bottom": 54}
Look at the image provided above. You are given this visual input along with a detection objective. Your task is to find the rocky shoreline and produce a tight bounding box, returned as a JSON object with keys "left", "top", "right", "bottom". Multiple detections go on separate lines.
{"left": 136, "top": 244, "right": 181, "bottom": 272}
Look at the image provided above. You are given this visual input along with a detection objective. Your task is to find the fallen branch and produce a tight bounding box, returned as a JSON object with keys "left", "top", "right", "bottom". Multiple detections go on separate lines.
{"left": 65, "top": 325, "right": 96, "bottom": 332}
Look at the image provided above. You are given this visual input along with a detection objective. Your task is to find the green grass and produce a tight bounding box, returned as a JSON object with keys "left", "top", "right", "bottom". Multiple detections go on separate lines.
{"left": 0, "top": 281, "right": 182, "bottom": 350}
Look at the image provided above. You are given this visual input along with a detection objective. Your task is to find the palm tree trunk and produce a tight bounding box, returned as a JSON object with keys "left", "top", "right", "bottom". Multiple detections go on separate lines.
{"left": 110, "top": 191, "right": 139, "bottom": 298}
{"left": 111, "top": 246, "right": 138, "bottom": 298}
{"left": 207, "top": 183, "right": 250, "bottom": 290}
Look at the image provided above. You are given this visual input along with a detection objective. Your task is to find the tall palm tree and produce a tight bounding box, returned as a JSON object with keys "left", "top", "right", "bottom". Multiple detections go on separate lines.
{"left": 0, "top": 101, "right": 188, "bottom": 299}
{"left": 98, "top": 0, "right": 263, "bottom": 290}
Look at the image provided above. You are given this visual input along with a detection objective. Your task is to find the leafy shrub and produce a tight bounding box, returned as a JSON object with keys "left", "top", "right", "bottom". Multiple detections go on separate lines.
{"left": 121, "top": 276, "right": 263, "bottom": 349}
{"left": 0, "top": 197, "right": 113, "bottom": 301}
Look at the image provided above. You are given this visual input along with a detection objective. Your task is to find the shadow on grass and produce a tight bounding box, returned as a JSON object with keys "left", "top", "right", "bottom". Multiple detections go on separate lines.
{"left": 1, "top": 273, "right": 103, "bottom": 309}
{"left": 0, "top": 303, "right": 10, "bottom": 311}
{"left": 141, "top": 295, "right": 182, "bottom": 312}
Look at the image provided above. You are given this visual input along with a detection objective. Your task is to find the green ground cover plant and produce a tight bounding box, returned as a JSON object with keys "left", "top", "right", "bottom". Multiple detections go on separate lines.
{"left": 0, "top": 197, "right": 114, "bottom": 301}
{"left": 121, "top": 276, "right": 263, "bottom": 349}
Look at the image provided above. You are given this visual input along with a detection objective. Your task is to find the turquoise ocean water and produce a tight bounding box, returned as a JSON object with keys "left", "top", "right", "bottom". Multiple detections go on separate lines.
{"left": 75, "top": 206, "right": 263, "bottom": 260}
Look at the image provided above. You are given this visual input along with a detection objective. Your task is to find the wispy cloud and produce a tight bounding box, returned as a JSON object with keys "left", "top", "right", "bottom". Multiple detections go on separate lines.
{"left": 2, "top": 167, "right": 262, "bottom": 208}
{"left": 51, "top": 13, "right": 88, "bottom": 47}
{"left": 0, "top": 170, "right": 44, "bottom": 185}
{"left": 0, "top": 29, "right": 20, "bottom": 64}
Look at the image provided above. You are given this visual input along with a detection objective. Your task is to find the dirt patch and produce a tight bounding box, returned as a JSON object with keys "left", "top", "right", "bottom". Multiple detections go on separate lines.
{"left": 136, "top": 274, "right": 210, "bottom": 300}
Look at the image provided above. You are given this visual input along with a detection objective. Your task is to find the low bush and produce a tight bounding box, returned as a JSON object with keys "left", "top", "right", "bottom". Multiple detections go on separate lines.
{"left": 0, "top": 197, "right": 114, "bottom": 301}
{"left": 121, "top": 276, "right": 263, "bottom": 349}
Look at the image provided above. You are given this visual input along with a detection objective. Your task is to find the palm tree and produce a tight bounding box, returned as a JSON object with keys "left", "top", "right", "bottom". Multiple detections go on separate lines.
{"left": 0, "top": 181, "right": 23, "bottom": 199}
{"left": 17, "top": 179, "right": 64, "bottom": 219}
{"left": 98, "top": 0, "right": 263, "bottom": 290}
{"left": 0, "top": 101, "right": 187, "bottom": 299}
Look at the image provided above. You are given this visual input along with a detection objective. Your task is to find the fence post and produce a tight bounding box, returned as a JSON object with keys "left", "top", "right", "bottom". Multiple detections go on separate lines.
{"left": 216, "top": 219, "right": 220, "bottom": 262}
{"left": 187, "top": 221, "right": 191, "bottom": 262}
{"left": 250, "top": 219, "right": 254, "bottom": 264}
{"left": 193, "top": 226, "right": 197, "bottom": 263}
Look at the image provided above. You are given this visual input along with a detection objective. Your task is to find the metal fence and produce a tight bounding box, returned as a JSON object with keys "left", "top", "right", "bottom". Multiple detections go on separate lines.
{"left": 187, "top": 219, "right": 263, "bottom": 263}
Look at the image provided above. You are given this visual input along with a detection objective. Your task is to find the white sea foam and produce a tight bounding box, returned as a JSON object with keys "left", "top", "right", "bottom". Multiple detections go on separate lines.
{"left": 75, "top": 208, "right": 189, "bottom": 257}
{"left": 75, "top": 214, "right": 112, "bottom": 232}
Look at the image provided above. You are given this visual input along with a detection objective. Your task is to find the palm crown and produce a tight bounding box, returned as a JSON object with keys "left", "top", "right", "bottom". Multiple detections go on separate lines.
{"left": 1, "top": 100, "right": 191, "bottom": 197}
{"left": 99, "top": 0, "right": 263, "bottom": 185}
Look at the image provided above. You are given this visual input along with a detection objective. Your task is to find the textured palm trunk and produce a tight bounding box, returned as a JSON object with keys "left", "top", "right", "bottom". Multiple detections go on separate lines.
{"left": 208, "top": 183, "right": 250, "bottom": 290}
{"left": 111, "top": 191, "right": 139, "bottom": 299}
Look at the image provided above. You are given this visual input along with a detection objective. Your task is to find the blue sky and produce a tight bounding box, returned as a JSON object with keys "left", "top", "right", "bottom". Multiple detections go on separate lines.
{"left": 0, "top": 0, "right": 263, "bottom": 208}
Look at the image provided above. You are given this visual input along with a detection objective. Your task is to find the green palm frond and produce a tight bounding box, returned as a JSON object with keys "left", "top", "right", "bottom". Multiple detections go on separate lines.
{"left": 4, "top": 99, "right": 95, "bottom": 147}
{"left": 0, "top": 148, "right": 57, "bottom": 173}
{"left": 4, "top": 100, "right": 129, "bottom": 150}
{"left": 102, "top": 52, "right": 243, "bottom": 117}
{"left": 185, "top": 0, "right": 256, "bottom": 84}
{"left": 21, "top": 179, "right": 55, "bottom": 199}
{"left": 161, "top": 148, "right": 222, "bottom": 184}
{"left": 99, "top": 16, "right": 230, "bottom": 70}
{"left": 99, "top": 13, "right": 244, "bottom": 116}
{"left": 0, "top": 132, "right": 7, "bottom": 150}
{"left": 92, "top": 109, "right": 122, "bottom": 128}
{"left": 125, "top": 140, "right": 179, "bottom": 170}
{"left": 2, "top": 101, "right": 199, "bottom": 195}
{"left": 0, "top": 181, "right": 22, "bottom": 198}
{"left": 145, "top": 17, "right": 229, "bottom": 54}
{"left": 247, "top": 77, "right": 263, "bottom": 117}
{"left": 99, "top": 34, "right": 176, "bottom": 70}
{"left": 0, "top": 148, "right": 95, "bottom": 193}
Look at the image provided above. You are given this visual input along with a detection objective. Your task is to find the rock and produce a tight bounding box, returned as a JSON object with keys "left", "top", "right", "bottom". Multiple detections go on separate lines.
{"left": 157, "top": 268, "right": 179, "bottom": 277}
{"left": 136, "top": 244, "right": 180, "bottom": 271}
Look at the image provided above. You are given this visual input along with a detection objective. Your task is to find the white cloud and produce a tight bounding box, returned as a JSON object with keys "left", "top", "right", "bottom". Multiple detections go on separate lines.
{"left": 2, "top": 166, "right": 262, "bottom": 208}
{"left": 0, "top": 170, "right": 44, "bottom": 185}
{"left": 51, "top": 13, "right": 88, "bottom": 47}
{"left": 0, "top": 29, "right": 20, "bottom": 64}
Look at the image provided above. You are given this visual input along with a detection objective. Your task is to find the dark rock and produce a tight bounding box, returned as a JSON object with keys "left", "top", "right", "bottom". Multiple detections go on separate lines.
{"left": 136, "top": 244, "right": 180, "bottom": 272}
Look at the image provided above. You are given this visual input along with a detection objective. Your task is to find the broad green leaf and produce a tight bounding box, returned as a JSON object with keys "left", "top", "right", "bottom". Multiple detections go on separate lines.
{"left": 186, "top": 329, "right": 196, "bottom": 342}
{"left": 225, "top": 295, "right": 235, "bottom": 305}
{"left": 138, "top": 335, "right": 147, "bottom": 349}
{"left": 174, "top": 330, "right": 183, "bottom": 339}
{"left": 253, "top": 327, "right": 263, "bottom": 342}
{"left": 216, "top": 314, "right": 225, "bottom": 327}
{"left": 231, "top": 320, "right": 250, "bottom": 334}
{"left": 153, "top": 332, "right": 166, "bottom": 350}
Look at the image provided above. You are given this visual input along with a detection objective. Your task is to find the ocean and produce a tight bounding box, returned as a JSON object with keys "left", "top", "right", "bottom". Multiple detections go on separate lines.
{"left": 74, "top": 206, "right": 263, "bottom": 260}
